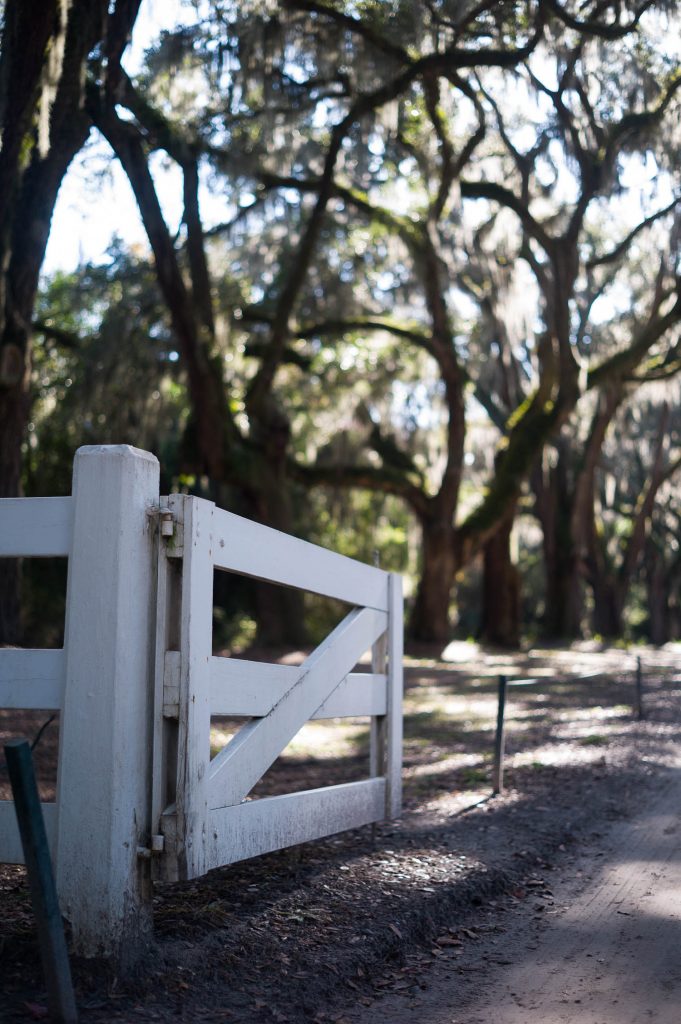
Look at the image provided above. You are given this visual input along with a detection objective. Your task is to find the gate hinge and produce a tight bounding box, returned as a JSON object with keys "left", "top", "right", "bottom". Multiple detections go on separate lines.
{"left": 137, "top": 835, "right": 165, "bottom": 859}
{"left": 147, "top": 504, "right": 176, "bottom": 537}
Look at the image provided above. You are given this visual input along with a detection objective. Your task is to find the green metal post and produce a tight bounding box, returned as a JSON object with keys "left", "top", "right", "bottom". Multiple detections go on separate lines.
{"left": 492, "top": 675, "right": 508, "bottom": 795}
{"left": 636, "top": 656, "right": 645, "bottom": 720}
{"left": 4, "top": 739, "right": 78, "bottom": 1023}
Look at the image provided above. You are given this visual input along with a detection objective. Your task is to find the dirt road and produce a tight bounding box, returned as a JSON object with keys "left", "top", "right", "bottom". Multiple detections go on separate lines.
{"left": 345, "top": 762, "right": 681, "bottom": 1024}
{"left": 4, "top": 645, "right": 681, "bottom": 1022}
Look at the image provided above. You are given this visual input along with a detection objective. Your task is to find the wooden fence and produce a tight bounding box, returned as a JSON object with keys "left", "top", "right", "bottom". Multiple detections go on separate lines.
{"left": 0, "top": 445, "right": 403, "bottom": 959}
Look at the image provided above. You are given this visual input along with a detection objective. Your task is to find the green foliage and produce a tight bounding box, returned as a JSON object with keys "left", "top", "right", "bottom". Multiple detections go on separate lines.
{"left": 17, "top": 0, "right": 681, "bottom": 647}
{"left": 26, "top": 246, "right": 188, "bottom": 496}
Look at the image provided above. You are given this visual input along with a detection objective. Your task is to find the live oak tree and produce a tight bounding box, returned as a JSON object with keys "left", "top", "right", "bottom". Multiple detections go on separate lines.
{"left": 6, "top": 0, "right": 681, "bottom": 646}
{"left": 82, "top": 0, "right": 553, "bottom": 642}
{"left": 0, "top": 0, "right": 143, "bottom": 640}
{"left": 455, "top": 8, "right": 681, "bottom": 638}
{"left": 247, "top": 1, "right": 681, "bottom": 640}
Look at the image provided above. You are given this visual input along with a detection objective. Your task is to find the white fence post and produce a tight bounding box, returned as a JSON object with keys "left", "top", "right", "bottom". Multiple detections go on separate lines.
{"left": 55, "top": 445, "right": 159, "bottom": 961}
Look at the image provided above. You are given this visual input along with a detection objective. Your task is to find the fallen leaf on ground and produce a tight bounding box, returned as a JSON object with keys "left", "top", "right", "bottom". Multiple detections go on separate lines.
{"left": 23, "top": 1005, "right": 49, "bottom": 1021}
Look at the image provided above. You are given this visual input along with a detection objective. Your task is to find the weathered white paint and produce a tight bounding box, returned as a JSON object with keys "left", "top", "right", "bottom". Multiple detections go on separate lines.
{"left": 208, "top": 606, "right": 387, "bottom": 809}
{"left": 0, "top": 496, "right": 73, "bottom": 556}
{"left": 0, "top": 649, "right": 64, "bottom": 709}
{"left": 150, "top": 518, "right": 181, "bottom": 848}
{"left": 160, "top": 494, "right": 214, "bottom": 882}
{"left": 0, "top": 800, "right": 57, "bottom": 864}
{"left": 370, "top": 625, "right": 388, "bottom": 779}
{"left": 386, "top": 573, "right": 404, "bottom": 817}
{"left": 205, "top": 778, "right": 386, "bottom": 870}
{"left": 162, "top": 649, "right": 181, "bottom": 717}
{"left": 0, "top": 446, "right": 404, "bottom": 960}
{"left": 55, "top": 446, "right": 159, "bottom": 960}
{"left": 212, "top": 505, "right": 389, "bottom": 610}
{"left": 207, "top": 656, "right": 386, "bottom": 718}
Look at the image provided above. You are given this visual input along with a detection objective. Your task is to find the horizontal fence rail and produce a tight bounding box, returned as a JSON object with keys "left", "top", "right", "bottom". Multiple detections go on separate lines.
{"left": 0, "top": 801, "right": 58, "bottom": 864}
{"left": 205, "top": 778, "right": 386, "bottom": 871}
{"left": 211, "top": 505, "right": 390, "bottom": 609}
{"left": 0, "top": 495, "right": 72, "bottom": 866}
{"left": 163, "top": 651, "right": 387, "bottom": 719}
{"left": 0, "top": 649, "right": 65, "bottom": 710}
{"left": 0, "top": 497, "right": 73, "bottom": 557}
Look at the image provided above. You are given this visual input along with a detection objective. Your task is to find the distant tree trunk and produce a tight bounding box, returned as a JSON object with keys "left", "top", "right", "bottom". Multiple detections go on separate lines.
{"left": 246, "top": 417, "right": 308, "bottom": 647}
{"left": 533, "top": 447, "right": 582, "bottom": 639}
{"left": 479, "top": 509, "right": 520, "bottom": 648}
{"left": 588, "top": 403, "right": 670, "bottom": 641}
{"left": 646, "top": 545, "right": 668, "bottom": 646}
{"left": 590, "top": 573, "right": 622, "bottom": 638}
{"left": 408, "top": 515, "right": 456, "bottom": 643}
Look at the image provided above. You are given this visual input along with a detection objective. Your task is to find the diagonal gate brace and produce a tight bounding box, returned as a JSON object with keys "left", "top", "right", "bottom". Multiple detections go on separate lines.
{"left": 208, "top": 606, "right": 387, "bottom": 809}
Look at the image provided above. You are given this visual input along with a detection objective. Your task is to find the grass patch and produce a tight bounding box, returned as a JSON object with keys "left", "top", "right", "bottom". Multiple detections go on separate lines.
{"left": 579, "top": 734, "right": 609, "bottom": 747}
{"left": 460, "top": 766, "right": 488, "bottom": 788}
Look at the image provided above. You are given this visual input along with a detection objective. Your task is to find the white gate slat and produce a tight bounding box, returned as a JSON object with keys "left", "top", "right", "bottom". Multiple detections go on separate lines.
{"left": 370, "top": 614, "right": 388, "bottom": 778}
{"left": 210, "top": 657, "right": 386, "bottom": 718}
{"left": 0, "top": 800, "right": 57, "bottom": 864}
{"left": 208, "top": 606, "right": 387, "bottom": 809}
{"left": 0, "top": 496, "right": 73, "bottom": 556}
{"left": 212, "top": 506, "right": 389, "bottom": 610}
{"left": 315, "top": 673, "right": 386, "bottom": 718}
{"left": 167, "top": 494, "right": 214, "bottom": 880}
{"left": 386, "top": 574, "right": 404, "bottom": 817}
{"left": 204, "top": 778, "right": 386, "bottom": 872}
{"left": 0, "top": 649, "right": 65, "bottom": 709}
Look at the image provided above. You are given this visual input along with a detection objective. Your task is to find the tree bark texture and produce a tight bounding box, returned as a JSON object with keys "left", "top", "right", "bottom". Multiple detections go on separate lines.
{"left": 408, "top": 515, "right": 456, "bottom": 643}
{"left": 533, "top": 448, "right": 583, "bottom": 639}
{"left": 479, "top": 509, "right": 520, "bottom": 648}
{"left": 0, "top": 0, "right": 140, "bottom": 640}
{"left": 646, "top": 553, "right": 668, "bottom": 645}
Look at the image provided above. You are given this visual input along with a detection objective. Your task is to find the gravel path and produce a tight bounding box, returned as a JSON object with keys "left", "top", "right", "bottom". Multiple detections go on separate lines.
{"left": 344, "top": 758, "right": 681, "bottom": 1024}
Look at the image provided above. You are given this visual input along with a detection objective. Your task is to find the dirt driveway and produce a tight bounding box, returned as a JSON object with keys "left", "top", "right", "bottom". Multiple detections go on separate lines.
{"left": 2, "top": 643, "right": 681, "bottom": 1022}
{"left": 343, "top": 758, "right": 681, "bottom": 1024}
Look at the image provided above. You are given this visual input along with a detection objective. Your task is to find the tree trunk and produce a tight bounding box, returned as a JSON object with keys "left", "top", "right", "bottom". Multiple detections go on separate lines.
{"left": 0, "top": 374, "right": 27, "bottom": 641}
{"left": 408, "top": 516, "right": 456, "bottom": 643}
{"left": 646, "top": 548, "right": 668, "bottom": 646}
{"left": 591, "top": 574, "right": 622, "bottom": 638}
{"left": 0, "top": 0, "right": 139, "bottom": 640}
{"left": 533, "top": 448, "right": 583, "bottom": 639}
{"left": 249, "top": 469, "right": 308, "bottom": 648}
{"left": 479, "top": 510, "right": 520, "bottom": 648}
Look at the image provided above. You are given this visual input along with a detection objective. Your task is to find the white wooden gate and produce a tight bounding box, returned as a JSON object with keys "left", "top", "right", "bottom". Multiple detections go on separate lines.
{"left": 152, "top": 494, "right": 403, "bottom": 882}
{"left": 0, "top": 445, "right": 403, "bottom": 957}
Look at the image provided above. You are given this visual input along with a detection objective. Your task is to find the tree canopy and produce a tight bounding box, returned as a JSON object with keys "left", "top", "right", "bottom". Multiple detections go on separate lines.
{"left": 2, "top": 0, "right": 681, "bottom": 647}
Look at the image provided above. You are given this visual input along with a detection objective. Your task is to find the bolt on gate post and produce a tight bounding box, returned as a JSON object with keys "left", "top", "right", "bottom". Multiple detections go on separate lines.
{"left": 55, "top": 446, "right": 159, "bottom": 962}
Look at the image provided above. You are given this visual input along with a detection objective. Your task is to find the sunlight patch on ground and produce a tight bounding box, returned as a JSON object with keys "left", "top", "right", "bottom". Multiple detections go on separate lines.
{"left": 511, "top": 743, "right": 608, "bottom": 768}
{"left": 405, "top": 750, "right": 486, "bottom": 781}
{"left": 440, "top": 640, "right": 480, "bottom": 662}
{"left": 211, "top": 718, "right": 367, "bottom": 761}
{"left": 420, "top": 787, "right": 523, "bottom": 817}
{"left": 404, "top": 690, "right": 496, "bottom": 720}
